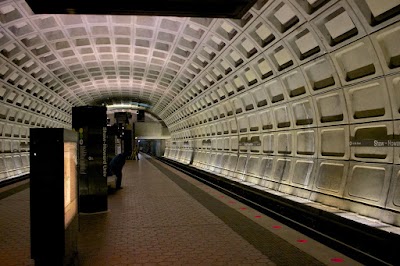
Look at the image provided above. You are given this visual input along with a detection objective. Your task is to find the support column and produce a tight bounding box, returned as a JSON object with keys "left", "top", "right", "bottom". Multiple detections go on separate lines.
{"left": 72, "top": 106, "right": 108, "bottom": 213}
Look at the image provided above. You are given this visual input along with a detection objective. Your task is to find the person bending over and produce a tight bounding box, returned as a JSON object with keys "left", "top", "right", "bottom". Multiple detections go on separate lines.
{"left": 109, "top": 152, "right": 129, "bottom": 189}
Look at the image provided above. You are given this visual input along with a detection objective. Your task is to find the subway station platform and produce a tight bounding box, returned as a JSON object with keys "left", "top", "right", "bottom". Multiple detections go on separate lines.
{"left": 0, "top": 154, "right": 362, "bottom": 265}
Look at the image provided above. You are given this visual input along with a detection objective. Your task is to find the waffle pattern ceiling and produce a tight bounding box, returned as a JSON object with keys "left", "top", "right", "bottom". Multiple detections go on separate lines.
{"left": 0, "top": 0, "right": 399, "bottom": 122}
{"left": 0, "top": 0, "right": 246, "bottom": 112}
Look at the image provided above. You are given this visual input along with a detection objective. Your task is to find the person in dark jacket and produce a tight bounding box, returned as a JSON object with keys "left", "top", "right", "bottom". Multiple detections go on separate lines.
{"left": 109, "top": 152, "right": 129, "bottom": 189}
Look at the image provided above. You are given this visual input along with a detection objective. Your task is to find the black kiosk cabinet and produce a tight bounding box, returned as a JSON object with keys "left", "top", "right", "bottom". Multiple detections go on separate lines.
{"left": 72, "top": 106, "right": 108, "bottom": 213}
{"left": 30, "top": 128, "right": 79, "bottom": 265}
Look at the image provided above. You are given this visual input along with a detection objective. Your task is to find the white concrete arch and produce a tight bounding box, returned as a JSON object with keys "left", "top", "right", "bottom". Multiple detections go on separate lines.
{"left": 0, "top": 0, "right": 400, "bottom": 229}
{"left": 162, "top": 0, "right": 400, "bottom": 229}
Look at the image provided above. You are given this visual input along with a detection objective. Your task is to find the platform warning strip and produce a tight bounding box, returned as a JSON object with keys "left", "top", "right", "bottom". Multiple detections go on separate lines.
{"left": 149, "top": 158, "right": 324, "bottom": 266}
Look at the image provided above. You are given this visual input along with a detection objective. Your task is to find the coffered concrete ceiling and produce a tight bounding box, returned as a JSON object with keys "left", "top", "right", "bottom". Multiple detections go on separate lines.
{"left": 0, "top": 0, "right": 399, "bottom": 126}
{"left": 0, "top": 0, "right": 259, "bottom": 114}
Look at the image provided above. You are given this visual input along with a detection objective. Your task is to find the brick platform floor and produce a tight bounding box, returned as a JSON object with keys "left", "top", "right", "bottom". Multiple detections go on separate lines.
{"left": 0, "top": 154, "right": 361, "bottom": 265}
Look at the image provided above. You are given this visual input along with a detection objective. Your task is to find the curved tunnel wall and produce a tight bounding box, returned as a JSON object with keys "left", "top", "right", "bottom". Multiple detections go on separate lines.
{"left": 0, "top": 0, "right": 398, "bottom": 226}
{"left": 163, "top": 1, "right": 400, "bottom": 226}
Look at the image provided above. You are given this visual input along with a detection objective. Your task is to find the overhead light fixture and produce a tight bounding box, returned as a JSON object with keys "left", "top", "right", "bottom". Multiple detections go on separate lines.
{"left": 106, "top": 104, "right": 140, "bottom": 109}
{"left": 106, "top": 102, "right": 152, "bottom": 110}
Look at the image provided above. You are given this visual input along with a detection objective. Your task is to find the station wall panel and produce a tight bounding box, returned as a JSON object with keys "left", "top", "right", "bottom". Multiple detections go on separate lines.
{"left": 350, "top": 121, "right": 394, "bottom": 163}
{"left": 49, "top": 0, "right": 396, "bottom": 227}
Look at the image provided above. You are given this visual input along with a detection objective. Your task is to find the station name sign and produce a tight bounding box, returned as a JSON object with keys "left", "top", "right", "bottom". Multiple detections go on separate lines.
{"left": 350, "top": 140, "right": 400, "bottom": 147}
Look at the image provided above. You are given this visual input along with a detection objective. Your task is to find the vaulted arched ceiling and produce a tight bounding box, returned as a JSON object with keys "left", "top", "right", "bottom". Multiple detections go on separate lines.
{"left": 0, "top": 0, "right": 399, "bottom": 128}
{"left": 1, "top": 0, "right": 400, "bottom": 233}
{"left": 0, "top": 0, "right": 245, "bottom": 113}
